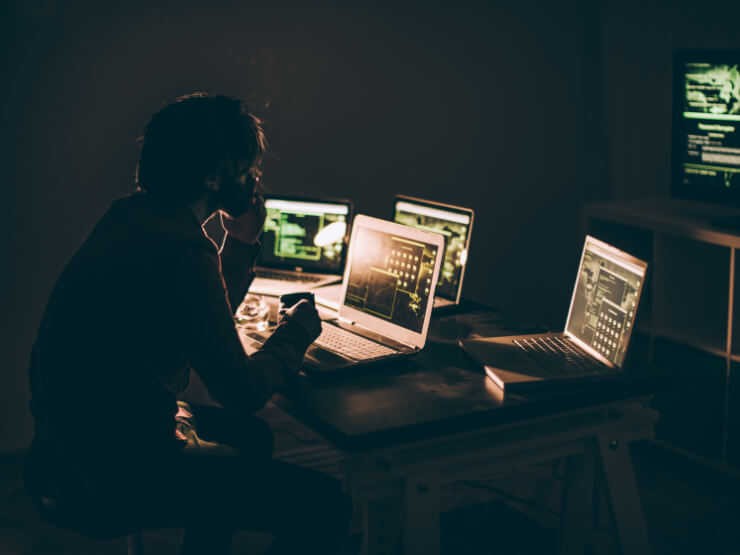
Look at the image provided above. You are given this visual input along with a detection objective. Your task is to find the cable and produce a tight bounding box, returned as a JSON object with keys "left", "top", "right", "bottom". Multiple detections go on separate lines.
{"left": 462, "top": 480, "right": 560, "bottom": 519}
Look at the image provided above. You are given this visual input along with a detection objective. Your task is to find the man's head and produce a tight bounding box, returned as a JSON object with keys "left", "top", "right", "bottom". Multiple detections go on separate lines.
{"left": 136, "top": 92, "right": 266, "bottom": 217}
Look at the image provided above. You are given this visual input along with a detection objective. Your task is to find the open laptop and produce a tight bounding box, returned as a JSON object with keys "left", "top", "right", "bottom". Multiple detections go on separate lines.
{"left": 243, "top": 215, "right": 445, "bottom": 373}
{"left": 392, "top": 195, "right": 474, "bottom": 309}
{"left": 249, "top": 196, "right": 352, "bottom": 296}
{"left": 313, "top": 195, "right": 474, "bottom": 311}
{"left": 460, "top": 236, "right": 647, "bottom": 393}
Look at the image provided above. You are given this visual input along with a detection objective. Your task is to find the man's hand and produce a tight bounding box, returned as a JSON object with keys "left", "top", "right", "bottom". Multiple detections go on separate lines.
{"left": 281, "top": 299, "right": 322, "bottom": 343}
{"left": 222, "top": 193, "right": 266, "bottom": 245}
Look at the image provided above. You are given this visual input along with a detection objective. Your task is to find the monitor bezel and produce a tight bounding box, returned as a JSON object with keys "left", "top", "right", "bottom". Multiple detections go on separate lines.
{"left": 258, "top": 194, "right": 353, "bottom": 274}
{"left": 671, "top": 48, "right": 740, "bottom": 205}
{"left": 338, "top": 214, "right": 445, "bottom": 350}
{"left": 391, "top": 194, "right": 474, "bottom": 304}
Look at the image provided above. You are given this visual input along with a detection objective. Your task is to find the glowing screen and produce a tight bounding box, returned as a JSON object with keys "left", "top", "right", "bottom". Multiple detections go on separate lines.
{"left": 393, "top": 200, "right": 471, "bottom": 300}
{"left": 343, "top": 227, "right": 439, "bottom": 333}
{"left": 677, "top": 57, "right": 740, "bottom": 191}
{"left": 260, "top": 199, "right": 349, "bottom": 272}
{"left": 566, "top": 241, "right": 645, "bottom": 367}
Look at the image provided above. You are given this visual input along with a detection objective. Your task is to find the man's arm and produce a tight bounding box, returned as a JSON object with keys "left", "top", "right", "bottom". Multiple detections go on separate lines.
{"left": 219, "top": 195, "right": 267, "bottom": 311}
{"left": 168, "top": 242, "right": 317, "bottom": 414}
{"left": 219, "top": 233, "right": 260, "bottom": 313}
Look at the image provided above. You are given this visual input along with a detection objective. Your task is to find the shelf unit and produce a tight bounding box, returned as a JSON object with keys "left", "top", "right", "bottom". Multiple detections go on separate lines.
{"left": 584, "top": 197, "right": 740, "bottom": 476}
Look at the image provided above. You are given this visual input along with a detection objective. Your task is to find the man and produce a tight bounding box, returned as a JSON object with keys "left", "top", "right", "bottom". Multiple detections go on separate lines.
{"left": 24, "top": 93, "right": 351, "bottom": 554}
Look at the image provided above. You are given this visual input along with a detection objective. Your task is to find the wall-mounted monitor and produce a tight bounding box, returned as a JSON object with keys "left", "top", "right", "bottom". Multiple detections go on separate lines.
{"left": 672, "top": 49, "right": 740, "bottom": 206}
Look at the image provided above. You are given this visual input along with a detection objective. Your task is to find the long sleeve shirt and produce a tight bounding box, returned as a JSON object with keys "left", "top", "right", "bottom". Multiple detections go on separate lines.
{"left": 27, "top": 191, "right": 311, "bottom": 495}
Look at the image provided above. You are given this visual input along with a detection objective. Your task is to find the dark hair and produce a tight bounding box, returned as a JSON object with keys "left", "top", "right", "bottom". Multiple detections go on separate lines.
{"left": 136, "top": 92, "right": 266, "bottom": 204}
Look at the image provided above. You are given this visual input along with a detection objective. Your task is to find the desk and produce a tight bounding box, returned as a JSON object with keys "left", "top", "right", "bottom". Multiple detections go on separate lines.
{"left": 275, "top": 305, "right": 663, "bottom": 555}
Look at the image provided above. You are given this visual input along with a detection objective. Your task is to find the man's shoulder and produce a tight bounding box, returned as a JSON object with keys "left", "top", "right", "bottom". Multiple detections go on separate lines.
{"left": 105, "top": 192, "right": 218, "bottom": 254}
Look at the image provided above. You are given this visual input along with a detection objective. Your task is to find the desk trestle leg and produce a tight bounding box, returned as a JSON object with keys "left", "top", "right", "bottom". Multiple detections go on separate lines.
{"left": 363, "top": 495, "right": 401, "bottom": 555}
{"left": 361, "top": 472, "right": 440, "bottom": 555}
{"left": 560, "top": 451, "right": 596, "bottom": 555}
{"left": 403, "top": 473, "right": 440, "bottom": 555}
{"left": 597, "top": 434, "right": 650, "bottom": 555}
{"left": 560, "top": 435, "right": 651, "bottom": 555}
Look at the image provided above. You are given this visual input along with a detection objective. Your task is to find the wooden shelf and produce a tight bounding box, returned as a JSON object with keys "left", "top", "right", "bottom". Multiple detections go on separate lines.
{"left": 728, "top": 363, "right": 740, "bottom": 468}
{"left": 652, "top": 329, "right": 728, "bottom": 360}
{"left": 652, "top": 234, "right": 729, "bottom": 353}
{"left": 586, "top": 197, "right": 740, "bottom": 248}
{"left": 585, "top": 197, "right": 738, "bottom": 475}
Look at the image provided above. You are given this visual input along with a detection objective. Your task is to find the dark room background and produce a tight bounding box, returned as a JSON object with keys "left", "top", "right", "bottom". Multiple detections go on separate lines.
{"left": 1, "top": 0, "right": 738, "bottom": 453}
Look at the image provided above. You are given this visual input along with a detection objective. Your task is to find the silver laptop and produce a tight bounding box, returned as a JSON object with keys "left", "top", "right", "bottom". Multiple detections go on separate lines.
{"left": 313, "top": 196, "right": 474, "bottom": 311}
{"left": 460, "top": 236, "right": 648, "bottom": 393}
{"left": 249, "top": 196, "right": 352, "bottom": 297}
{"left": 392, "top": 195, "right": 474, "bottom": 309}
{"left": 244, "top": 215, "right": 445, "bottom": 373}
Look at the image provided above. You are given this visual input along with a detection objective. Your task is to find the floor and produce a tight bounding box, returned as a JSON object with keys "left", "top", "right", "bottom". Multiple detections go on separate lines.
{"left": 2, "top": 402, "right": 739, "bottom": 555}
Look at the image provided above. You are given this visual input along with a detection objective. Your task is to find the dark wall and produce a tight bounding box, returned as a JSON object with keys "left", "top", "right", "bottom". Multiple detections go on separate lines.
{"left": 0, "top": 1, "right": 607, "bottom": 453}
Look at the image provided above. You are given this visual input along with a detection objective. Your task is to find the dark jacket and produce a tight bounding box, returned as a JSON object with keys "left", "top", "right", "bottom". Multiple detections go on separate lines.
{"left": 25, "top": 192, "right": 310, "bottom": 498}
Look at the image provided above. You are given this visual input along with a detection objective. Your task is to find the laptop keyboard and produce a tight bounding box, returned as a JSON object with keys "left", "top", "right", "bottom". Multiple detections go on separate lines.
{"left": 514, "top": 336, "right": 603, "bottom": 374}
{"left": 255, "top": 270, "right": 323, "bottom": 283}
{"left": 314, "top": 323, "right": 398, "bottom": 360}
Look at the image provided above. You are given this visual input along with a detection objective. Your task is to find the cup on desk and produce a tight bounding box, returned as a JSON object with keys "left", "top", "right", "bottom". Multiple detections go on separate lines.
{"left": 235, "top": 293, "right": 270, "bottom": 331}
{"left": 278, "top": 292, "right": 316, "bottom": 323}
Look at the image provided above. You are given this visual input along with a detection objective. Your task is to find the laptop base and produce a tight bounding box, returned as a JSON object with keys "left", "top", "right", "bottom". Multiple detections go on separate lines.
{"left": 460, "top": 333, "right": 617, "bottom": 394}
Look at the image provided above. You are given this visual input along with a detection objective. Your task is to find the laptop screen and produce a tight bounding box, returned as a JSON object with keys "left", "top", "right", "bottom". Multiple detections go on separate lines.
{"left": 343, "top": 226, "right": 439, "bottom": 333}
{"left": 260, "top": 197, "right": 350, "bottom": 273}
{"left": 392, "top": 198, "right": 473, "bottom": 301}
{"left": 565, "top": 237, "right": 647, "bottom": 368}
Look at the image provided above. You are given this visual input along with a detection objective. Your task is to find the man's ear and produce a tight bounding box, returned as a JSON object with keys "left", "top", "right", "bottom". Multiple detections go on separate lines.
{"left": 204, "top": 175, "right": 221, "bottom": 192}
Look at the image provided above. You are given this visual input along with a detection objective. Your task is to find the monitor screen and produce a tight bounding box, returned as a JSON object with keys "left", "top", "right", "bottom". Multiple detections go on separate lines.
{"left": 672, "top": 50, "right": 740, "bottom": 203}
{"left": 343, "top": 226, "right": 439, "bottom": 333}
{"left": 392, "top": 199, "right": 472, "bottom": 300}
{"left": 565, "top": 238, "right": 646, "bottom": 368}
{"left": 260, "top": 198, "right": 350, "bottom": 273}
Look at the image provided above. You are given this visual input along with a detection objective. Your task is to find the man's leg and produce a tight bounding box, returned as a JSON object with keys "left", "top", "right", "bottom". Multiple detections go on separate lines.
{"left": 157, "top": 403, "right": 351, "bottom": 555}
{"left": 250, "top": 459, "right": 352, "bottom": 555}
{"left": 180, "top": 402, "right": 275, "bottom": 458}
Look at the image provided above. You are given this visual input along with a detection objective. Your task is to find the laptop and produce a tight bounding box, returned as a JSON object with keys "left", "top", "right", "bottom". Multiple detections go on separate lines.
{"left": 249, "top": 196, "right": 352, "bottom": 296}
{"left": 314, "top": 195, "right": 474, "bottom": 311}
{"left": 243, "top": 215, "right": 445, "bottom": 373}
{"left": 392, "top": 195, "right": 474, "bottom": 309}
{"left": 460, "top": 236, "right": 648, "bottom": 393}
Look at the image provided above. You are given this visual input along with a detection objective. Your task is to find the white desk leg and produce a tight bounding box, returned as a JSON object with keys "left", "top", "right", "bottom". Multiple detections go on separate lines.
{"left": 403, "top": 473, "right": 440, "bottom": 555}
{"left": 560, "top": 451, "right": 596, "bottom": 555}
{"left": 363, "top": 496, "right": 401, "bottom": 555}
{"left": 597, "top": 435, "right": 651, "bottom": 555}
